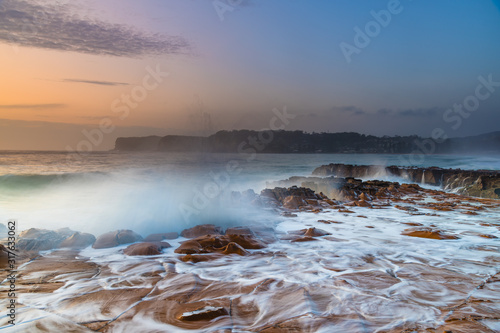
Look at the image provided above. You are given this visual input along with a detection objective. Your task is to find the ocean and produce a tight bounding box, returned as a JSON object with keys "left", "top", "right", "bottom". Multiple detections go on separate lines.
{"left": 1, "top": 151, "right": 499, "bottom": 235}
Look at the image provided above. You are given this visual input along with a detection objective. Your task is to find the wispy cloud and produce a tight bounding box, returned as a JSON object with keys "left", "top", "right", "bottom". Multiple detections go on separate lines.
{"left": 62, "top": 79, "right": 129, "bottom": 86}
{"left": 0, "top": 0, "right": 192, "bottom": 57}
{"left": 0, "top": 104, "right": 66, "bottom": 109}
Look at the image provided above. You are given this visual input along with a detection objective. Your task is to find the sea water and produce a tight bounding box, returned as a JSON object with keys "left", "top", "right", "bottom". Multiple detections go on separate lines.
{"left": 1, "top": 151, "right": 500, "bottom": 332}
{"left": 0, "top": 151, "right": 499, "bottom": 235}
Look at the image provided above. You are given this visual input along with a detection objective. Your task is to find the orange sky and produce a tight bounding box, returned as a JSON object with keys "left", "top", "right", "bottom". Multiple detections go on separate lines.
{"left": 1, "top": 0, "right": 500, "bottom": 150}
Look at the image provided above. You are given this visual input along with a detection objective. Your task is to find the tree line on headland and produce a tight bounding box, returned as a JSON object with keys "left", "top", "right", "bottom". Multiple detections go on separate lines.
{"left": 114, "top": 130, "right": 500, "bottom": 154}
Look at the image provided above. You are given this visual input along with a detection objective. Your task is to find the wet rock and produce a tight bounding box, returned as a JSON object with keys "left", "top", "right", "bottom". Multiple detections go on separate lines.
{"left": 261, "top": 186, "right": 321, "bottom": 207}
{"left": 322, "top": 198, "right": 340, "bottom": 206}
{"left": 144, "top": 232, "right": 178, "bottom": 242}
{"left": 0, "top": 244, "right": 8, "bottom": 268}
{"left": 283, "top": 195, "right": 307, "bottom": 209}
{"left": 180, "top": 224, "right": 223, "bottom": 238}
{"left": 174, "top": 240, "right": 205, "bottom": 254}
{"left": 14, "top": 250, "right": 99, "bottom": 293}
{"left": 422, "top": 202, "right": 455, "bottom": 211}
{"left": 402, "top": 227, "right": 459, "bottom": 240}
{"left": 395, "top": 205, "right": 418, "bottom": 212}
{"left": 289, "top": 228, "right": 331, "bottom": 237}
{"left": 355, "top": 200, "right": 372, "bottom": 207}
{"left": 282, "top": 227, "right": 330, "bottom": 242}
{"left": 59, "top": 232, "right": 96, "bottom": 249}
{"left": 461, "top": 210, "right": 479, "bottom": 215}
{"left": 56, "top": 227, "right": 78, "bottom": 238}
{"left": 305, "top": 198, "right": 320, "bottom": 206}
{"left": 92, "top": 229, "right": 143, "bottom": 249}
{"left": 291, "top": 236, "right": 318, "bottom": 242}
{"left": 359, "top": 192, "right": 371, "bottom": 201}
{"left": 304, "top": 228, "right": 331, "bottom": 237}
{"left": 220, "top": 242, "right": 249, "bottom": 256}
{"left": 177, "top": 306, "right": 229, "bottom": 321}
{"left": 226, "top": 234, "right": 266, "bottom": 249}
{"left": 180, "top": 254, "right": 220, "bottom": 263}
{"left": 124, "top": 242, "right": 169, "bottom": 256}
{"left": 174, "top": 233, "right": 265, "bottom": 259}
{"left": 312, "top": 163, "right": 500, "bottom": 199}
{"left": 17, "top": 228, "right": 69, "bottom": 251}
{"left": 479, "top": 234, "right": 498, "bottom": 239}
{"left": 225, "top": 226, "right": 255, "bottom": 235}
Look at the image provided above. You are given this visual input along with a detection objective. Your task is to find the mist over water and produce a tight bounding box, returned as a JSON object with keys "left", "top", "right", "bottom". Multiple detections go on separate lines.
{"left": 0, "top": 151, "right": 499, "bottom": 235}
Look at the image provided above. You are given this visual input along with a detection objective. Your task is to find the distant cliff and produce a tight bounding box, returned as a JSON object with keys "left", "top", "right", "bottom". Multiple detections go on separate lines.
{"left": 114, "top": 136, "right": 162, "bottom": 151}
{"left": 113, "top": 130, "right": 500, "bottom": 154}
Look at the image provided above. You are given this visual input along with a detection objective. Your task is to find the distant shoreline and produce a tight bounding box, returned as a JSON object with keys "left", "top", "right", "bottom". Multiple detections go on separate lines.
{"left": 113, "top": 130, "right": 500, "bottom": 155}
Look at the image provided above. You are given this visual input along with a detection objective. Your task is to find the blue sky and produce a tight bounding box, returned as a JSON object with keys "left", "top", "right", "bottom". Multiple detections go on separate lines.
{"left": 0, "top": 0, "right": 499, "bottom": 149}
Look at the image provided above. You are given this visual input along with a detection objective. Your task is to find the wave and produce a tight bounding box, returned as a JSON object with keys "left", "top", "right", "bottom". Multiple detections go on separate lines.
{"left": 0, "top": 172, "right": 109, "bottom": 192}
{"left": 0, "top": 169, "right": 271, "bottom": 236}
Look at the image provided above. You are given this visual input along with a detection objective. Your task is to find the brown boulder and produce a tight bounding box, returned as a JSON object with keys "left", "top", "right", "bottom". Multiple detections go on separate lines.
{"left": 225, "top": 226, "right": 254, "bottom": 235}
{"left": 402, "top": 227, "right": 459, "bottom": 240}
{"left": 92, "top": 229, "right": 143, "bottom": 249}
{"left": 17, "top": 228, "right": 68, "bottom": 251}
{"left": 144, "top": 232, "right": 178, "bottom": 242}
{"left": 194, "top": 235, "right": 229, "bottom": 249}
{"left": 59, "top": 232, "right": 96, "bottom": 249}
{"left": 174, "top": 233, "right": 266, "bottom": 260}
{"left": 359, "top": 192, "right": 371, "bottom": 201}
{"left": 174, "top": 240, "right": 205, "bottom": 254}
{"left": 123, "top": 242, "right": 168, "bottom": 256}
{"left": 303, "top": 228, "right": 331, "bottom": 237}
{"left": 226, "top": 234, "right": 266, "bottom": 249}
{"left": 283, "top": 195, "right": 307, "bottom": 209}
{"left": 180, "top": 254, "right": 220, "bottom": 263}
{"left": 190, "top": 234, "right": 265, "bottom": 251}
{"left": 261, "top": 186, "right": 320, "bottom": 205}
{"left": 0, "top": 244, "right": 9, "bottom": 268}
{"left": 220, "top": 242, "right": 249, "bottom": 256}
{"left": 56, "top": 227, "right": 78, "bottom": 238}
{"left": 355, "top": 200, "right": 372, "bottom": 207}
{"left": 289, "top": 227, "right": 331, "bottom": 237}
{"left": 180, "top": 224, "right": 223, "bottom": 238}
{"left": 291, "top": 236, "right": 318, "bottom": 242}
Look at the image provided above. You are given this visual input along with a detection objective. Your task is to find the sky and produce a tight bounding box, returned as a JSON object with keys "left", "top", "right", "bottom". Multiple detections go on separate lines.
{"left": 0, "top": 0, "right": 500, "bottom": 150}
